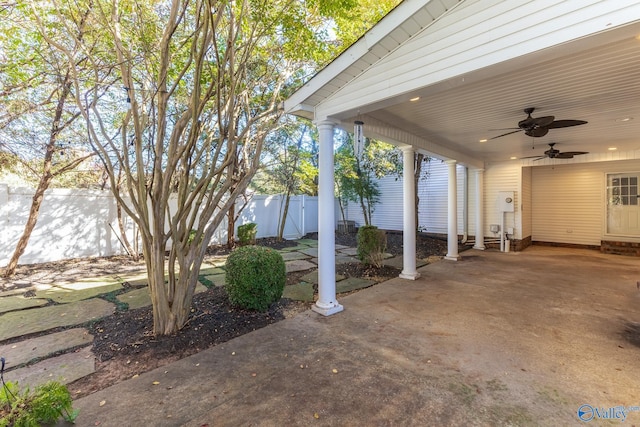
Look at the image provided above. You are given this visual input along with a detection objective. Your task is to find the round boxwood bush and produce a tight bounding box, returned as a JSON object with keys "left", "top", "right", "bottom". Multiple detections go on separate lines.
{"left": 224, "top": 246, "right": 286, "bottom": 311}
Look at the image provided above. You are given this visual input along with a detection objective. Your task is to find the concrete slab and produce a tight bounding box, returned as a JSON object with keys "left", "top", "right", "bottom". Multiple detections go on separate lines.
{"left": 63, "top": 247, "right": 640, "bottom": 426}
{"left": 9, "top": 346, "right": 94, "bottom": 387}
{"left": 298, "top": 247, "right": 319, "bottom": 257}
{"left": 280, "top": 251, "right": 310, "bottom": 261}
{"left": 285, "top": 260, "right": 316, "bottom": 273}
{"left": 35, "top": 279, "right": 123, "bottom": 303}
{"left": 282, "top": 283, "right": 314, "bottom": 302}
{"left": 0, "top": 328, "right": 93, "bottom": 369}
{"left": 382, "top": 255, "right": 427, "bottom": 269}
{"left": 0, "top": 295, "right": 49, "bottom": 314}
{"left": 336, "top": 277, "right": 376, "bottom": 294}
{"left": 299, "top": 271, "right": 345, "bottom": 284}
{"left": 116, "top": 283, "right": 209, "bottom": 310}
{"left": 0, "top": 298, "right": 114, "bottom": 341}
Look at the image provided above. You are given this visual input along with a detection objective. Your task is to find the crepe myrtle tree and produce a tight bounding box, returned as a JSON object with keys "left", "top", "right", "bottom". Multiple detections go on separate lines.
{"left": 30, "top": 0, "right": 347, "bottom": 335}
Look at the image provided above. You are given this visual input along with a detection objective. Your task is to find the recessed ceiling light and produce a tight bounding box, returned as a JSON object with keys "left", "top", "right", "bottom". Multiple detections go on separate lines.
{"left": 510, "top": 156, "right": 517, "bottom": 160}
{"left": 479, "top": 138, "right": 487, "bottom": 143}
{"left": 410, "top": 97, "right": 420, "bottom": 102}
{"left": 608, "top": 147, "right": 617, "bottom": 151}
{"left": 616, "top": 117, "right": 633, "bottom": 122}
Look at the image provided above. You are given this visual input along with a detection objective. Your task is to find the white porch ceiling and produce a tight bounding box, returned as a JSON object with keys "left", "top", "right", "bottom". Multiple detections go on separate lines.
{"left": 286, "top": 1, "right": 640, "bottom": 166}
{"left": 364, "top": 25, "right": 640, "bottom": 163}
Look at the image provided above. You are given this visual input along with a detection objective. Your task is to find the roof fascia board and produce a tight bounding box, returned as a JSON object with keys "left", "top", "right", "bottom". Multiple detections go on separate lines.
{"left": 284, "top": 0, "right": 457, "bottom": 116}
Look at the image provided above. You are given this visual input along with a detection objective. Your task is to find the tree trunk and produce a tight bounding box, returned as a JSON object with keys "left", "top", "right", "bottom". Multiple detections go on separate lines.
{"left": 116, "top": 201, "right": 138, "bottom": 261}
{"left": 277, "top": 191, "right": 292, "bottom": 241}
{"left": 227, "top": 202, "right": 236, "bottom": 249}
{"left": 3, "top": 76, "right": 72, "bottom": 277}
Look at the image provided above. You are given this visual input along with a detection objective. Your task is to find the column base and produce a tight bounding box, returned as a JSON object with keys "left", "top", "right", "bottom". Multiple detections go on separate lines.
{"left": 473, "top": 245, "right": 486, "bottom": 250}
{"left": 312, "top": 302, "right": 344, "bottom": 316}
{"left": 445, "top": 254, "right": 462, "bottom": 261}
{"left": 399, "top": 271, "right": 421, "bottom": 280}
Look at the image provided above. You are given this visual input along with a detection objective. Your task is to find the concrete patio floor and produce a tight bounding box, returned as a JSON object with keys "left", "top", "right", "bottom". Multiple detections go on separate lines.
{"left": 59, "top": 246, "right": 640, "bottom": 426}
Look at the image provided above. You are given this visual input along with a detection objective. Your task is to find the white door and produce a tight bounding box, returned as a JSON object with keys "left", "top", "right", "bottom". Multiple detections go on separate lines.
{"left": 606, "top": 173, "right": 640, "bottom": 236}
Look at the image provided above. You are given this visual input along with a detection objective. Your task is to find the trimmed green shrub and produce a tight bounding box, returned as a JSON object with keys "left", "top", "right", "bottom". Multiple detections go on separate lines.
{"left": 237, "top": 223, "right": 257, "bottom": 246}
{"left": 224, "top": 245, "right": 286, "bottom": 311}
{"left": 357, "top": 225, "right": 387, "bottom": 268}
{"left": 0, "top": 380, "right": 78, "bottom": 426}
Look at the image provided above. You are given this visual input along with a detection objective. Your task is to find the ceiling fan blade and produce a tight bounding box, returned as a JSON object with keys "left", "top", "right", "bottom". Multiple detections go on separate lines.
{"left": 489, "top": 129, "right": 522, "bottom": 140}
{"left": 555, "top": 153, "right": 575, "bottom": 159}
{"left": 525, "top": 127, "right": 549, "bottom": 137}
{"left": 521, "top": 155, "right": 545, "bottom": 159}
{"left": 532, "top": 156, "right": 547, "bottom": 161}
{"left": 559, "top": 151, "right": 588, "bottom": 156}
{"left": 546, "top": 119, "right": 588, "bottom": 129}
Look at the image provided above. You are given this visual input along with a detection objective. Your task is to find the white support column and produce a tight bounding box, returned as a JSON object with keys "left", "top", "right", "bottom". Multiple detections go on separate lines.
{"left": 445, "top": 160, "right": 461, "bottom": 261}
{"left": 399, "top": 146, "right": 419, "bottom": 280}
{"left": 473, "top": 168, "right": 486, "bottom": 250}
{"left": 312, "top": 120, "right": 343, "bottom": 316}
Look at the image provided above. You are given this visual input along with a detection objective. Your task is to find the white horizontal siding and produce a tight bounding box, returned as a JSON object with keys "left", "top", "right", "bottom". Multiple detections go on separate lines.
{"left": 484, "top": 162, "right": 521, "bottom": 239}
{"left": 531, "top": 159, "right": 640, "bottom": 245}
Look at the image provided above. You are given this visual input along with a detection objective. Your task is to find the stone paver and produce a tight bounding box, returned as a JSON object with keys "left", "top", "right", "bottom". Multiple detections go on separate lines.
{"left": 116, "top": 283, "right": 208, "bottom": 310}
{"left": 298, "top": 247, "right": 319, "bottom": 257}
{"left": 300, "top": 271, "right": 345, "bottom": 284}
{"left": 336, "top": 277, "right": 376, "bottom": 293}
{"left": 0, "top": 295, "right": 49, "bottom": 314}
{"left": 339, "top": 247, "right": 358, "bottom": 256}
{"left": 335, "top": 244, "right": 349, "bottom": 250}
{"left": 35, "top": 279, "right": 123, "bottom": 303}
{"left": 278, "top": 244, "right": 311, "bottom": 252}
{"left": 382, "top": 255, "right": 427, "bottom": 269}
{"left": 8, "top": 346, "right": 95, "bottom": 387}
{"left": 0, "top": 298, "right": 114, "bottom": 341}
{"left": 200, "top": 273, "right": 226, "bottom": 288}
{"left": 335, "top": 255, "right": 359, "bottom": 264}
{"left": 199, "top": 267, "right": 225, "bottom": 276}
{"left": 282, "top": 283, "right": 314, "bottom": 302}
{"left": 0, "top": 328, "right": 93, "bottom": 368}
{"left": 280, "top": 251, "right": 310, "bottom": 261}
{"left": 285, "top": 259, "right": 317, "bottom": 273}
{"left": 294, "top": 239, "right": 318, "bottom": 246}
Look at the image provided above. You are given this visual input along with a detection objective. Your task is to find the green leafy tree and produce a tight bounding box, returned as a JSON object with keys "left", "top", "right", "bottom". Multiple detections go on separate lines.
{"left": 335, "top": 131, "right": 400, "bottom": 226}
{"left": 29, "top": 0, "right": 375, "bottom": 335}
{"left": 0, "top": 3, "right": 108, "bottom": 277}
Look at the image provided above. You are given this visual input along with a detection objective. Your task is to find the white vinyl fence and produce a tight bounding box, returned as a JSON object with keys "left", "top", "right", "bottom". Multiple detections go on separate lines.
{"left": 0, "top": 184, "right": 320, "bottom": 266}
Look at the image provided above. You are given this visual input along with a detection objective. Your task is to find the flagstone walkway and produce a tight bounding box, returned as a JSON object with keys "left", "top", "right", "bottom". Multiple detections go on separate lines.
{"left": 0, "top": 239, "right": 428, "bottom": 390}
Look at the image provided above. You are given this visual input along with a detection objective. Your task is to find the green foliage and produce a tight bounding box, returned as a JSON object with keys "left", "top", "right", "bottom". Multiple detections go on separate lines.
{"left": 224, "top": 246, "right": 286, "bottom": 311}
{"left": 237, "top": 223, "right": 258, "bottom": 246}
{"left": 0, "top": 380, "right": 78, "bottom": 427}
{"left": 357, "top": 225, "right": 387, "bottom": 268}
{"left": 335, "top": 132, "right": 401, "bottom": 225}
